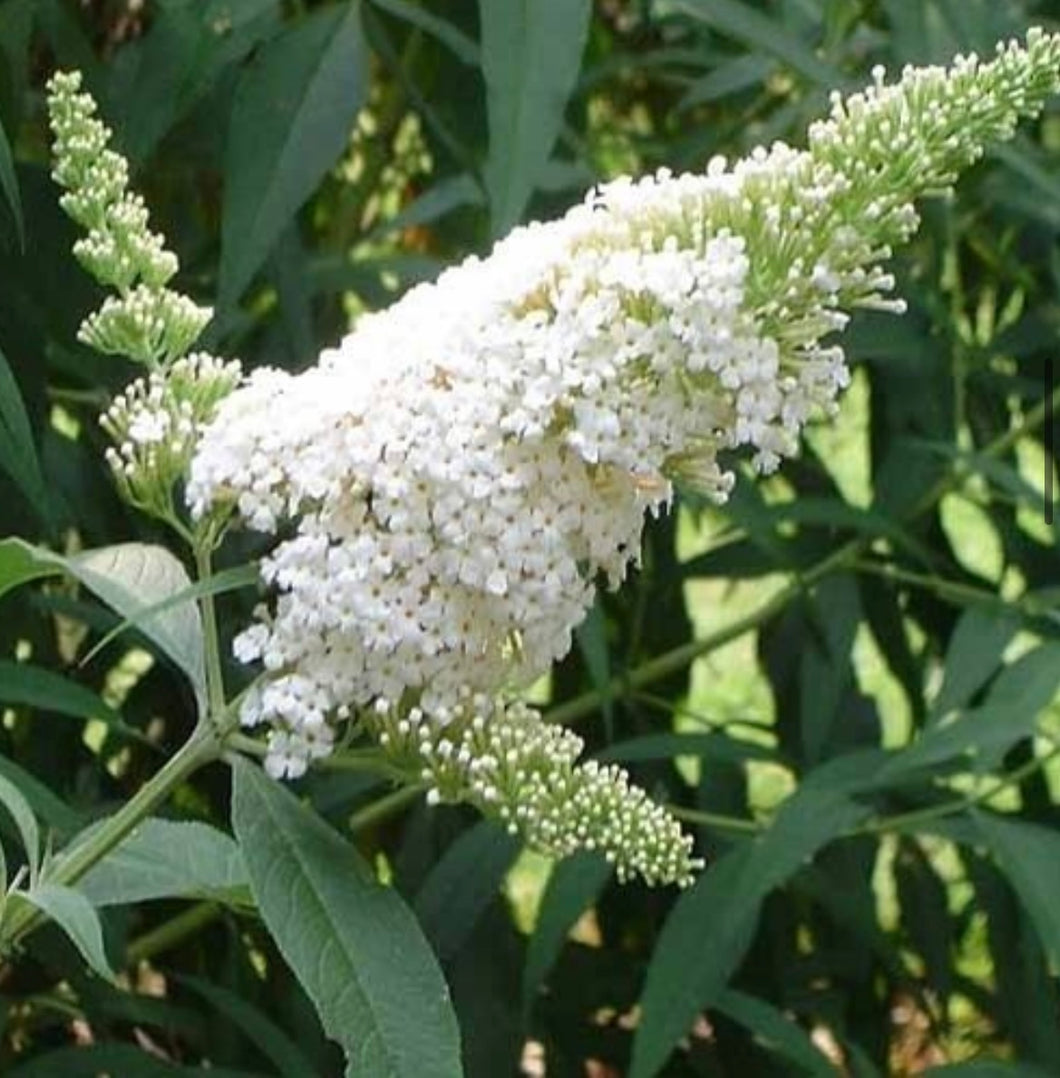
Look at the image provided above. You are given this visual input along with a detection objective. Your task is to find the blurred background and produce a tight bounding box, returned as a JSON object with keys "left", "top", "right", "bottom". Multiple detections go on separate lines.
{"left": 1, "top": 1, "right": 1060, "bottom": 1074}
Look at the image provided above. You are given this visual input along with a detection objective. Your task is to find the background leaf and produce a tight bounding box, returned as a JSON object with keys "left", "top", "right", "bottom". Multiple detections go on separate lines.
{"left": 479, "top": 0, "right": 592, "bottom": 236}
{"left": 0, "top": 539, "right": 206, "bottom": 711}
{"left": 219, "top": 1, "right": 367, "bottom": 306}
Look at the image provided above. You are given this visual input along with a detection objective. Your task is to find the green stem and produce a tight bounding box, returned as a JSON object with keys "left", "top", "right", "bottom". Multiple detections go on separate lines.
{"left": 547, "top": 539, "right": 856, "bottom": 727}
{"left": 196, "top": 540, "right": 227, "bottom": 721}
{"left": 126, "top": 901, "right": 222, "bottom": 966}
{"left": 0, "top": 724, "right": 221, "bottom": 954}
{"left": 348, "top": 785, "right": 423, "bottom": 831}
{"left": 669, "top": 805, "right": 762, "bottom": 834}
{"left": 860, "top": 742, "right": 1060, "bottom": 835}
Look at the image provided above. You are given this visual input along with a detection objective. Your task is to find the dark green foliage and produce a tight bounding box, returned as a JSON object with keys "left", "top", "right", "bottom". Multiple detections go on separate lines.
{"left": 0, "top": 1, "right": 1059, "bottom": 1074}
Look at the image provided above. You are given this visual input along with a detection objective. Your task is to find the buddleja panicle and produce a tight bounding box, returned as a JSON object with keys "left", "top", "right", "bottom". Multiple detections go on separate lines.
{"left": 47, "top": 71, "right": 211, "bottom": 368}
{"left": 47, "top": 71, "right": 239, "bottom": 532}
{"left": 187, "top": 31, "right": 1060, "bottom": 887}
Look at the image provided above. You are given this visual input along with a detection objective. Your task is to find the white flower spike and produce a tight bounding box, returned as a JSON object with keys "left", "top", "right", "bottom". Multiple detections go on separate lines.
{"left": 189, "top": 31, "right": 1060, "bottom": 886}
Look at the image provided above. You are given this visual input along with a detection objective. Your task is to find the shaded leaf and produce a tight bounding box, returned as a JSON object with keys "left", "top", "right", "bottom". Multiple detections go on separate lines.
{"left": 670, "top": 0, "right": 843, "bottom": 87}
{"left": 0, "top": 660, "right": 148, "bottom": 745}
{"left": 975, "top": 812, "right": 1060, "bottom": 969}
{"left": 0, "top": 113, "right": 23, "bottom": 249}
{"left": 0, "top": 755, "right": 80, "bottom": 837}
{"left": 179, "top": 974, "right": 322, "bottom": 1078}
{"left": 0, "top": 768, "right": 39, "bottom": 879}
{"left": 715, "top": 989, "right": 834, "bottom": 1075}
{"left": 369, "top": 0, "right": 479, "bottom": 66}
{"left": 0, "top": 347, "right": 51, "bottom": 526}
{"left": 0, "top": 539, "right": 206, "bottom": 711}
{"left": 631, "top": 786, "right": 870, "bottom": 1078}
{"left": 413, "top": 820, "right": 520, "bottom": 962}
{"left": 879, "top": 643, "right": 1060, "bottom": 780}
{"left": 932, "top": 606, "right": 1020, "bottom": 721}
{"left": 522, "top": 851, "right": 610, "bottom": 1018}
{"left": 20, "top": 883, "right": 114, "bottom": 982}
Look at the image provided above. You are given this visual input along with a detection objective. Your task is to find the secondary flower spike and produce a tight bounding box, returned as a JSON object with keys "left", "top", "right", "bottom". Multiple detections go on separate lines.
{"left": 189, "top": 31, "right": 1060, "bottom": 886}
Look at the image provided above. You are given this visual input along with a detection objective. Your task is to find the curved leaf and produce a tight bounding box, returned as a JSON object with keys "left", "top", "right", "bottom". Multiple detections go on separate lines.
{"left": 0, "top": 539, "right": 206, "bottom": 712}
{"left": 0, "top": 114, "right": 23, "bottom": 250}
{"left": 178, "top": 974, "right": 322, "bottom": 1078}
{"left": 975, "top": 811, "right": 1060, "bottom": 969}
{"left": 0, "top": 660, "right": 149, "bottom": 745}
{"left": 231, "top": 758, "right": 462, "bottom": 1077}
{"left": 413, "top": 820, "right": 520, "bottom": 963}
{"left": 20, "top": 883, "right": 114, "bottom": 982}
{"left": 715, "top": 989, "right": 834, "bottom": 1075}
{"left": 0, "top": 769, "right": 39, "bottom": 880}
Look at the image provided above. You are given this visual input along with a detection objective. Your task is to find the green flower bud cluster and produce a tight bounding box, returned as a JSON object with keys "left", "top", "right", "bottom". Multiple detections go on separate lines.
{"left": 365, "top": 694, "right": 702, "bottom": 887}
{"left": 48, "top": 71, "right": 238, "bottom": 532}
{"left": 100, "top": 354, "right": 243, "bottom": 525}
{"left": 46, "top": 71, "right": 211, "bottom": 368}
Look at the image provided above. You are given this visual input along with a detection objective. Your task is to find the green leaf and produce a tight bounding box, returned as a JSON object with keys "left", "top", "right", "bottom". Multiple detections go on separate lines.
{"left": 521, "top": 851, "right": 610, "bottom": 1018}
{"left": 0, "top": 114, "right": 24, "bottom": 250}
{"left": 932, "top": 607, "right": 1019, "bottom": 721}
{"left": 0, "top": 539, "right": 206, "bottom": 712}
{"left": 479, "top": 0, "right": 591, "bottom": 236}
{"left": 220, "top": 1, "right": 367, "bottom": 306}
{"left": 0, "top": 755, "right": 80, "bottom": 837}
{"left": 230, "top": 758, "right": 462, "bottom": 1077}
{"left": 366, "top": 173, "right": 484, "bottom": 243}
{"left": 413, "top": 820, "right": 520, "bottom": 962}
{"left": 7, "top": 1042, "right": 258, "bottom": 1076}
{"left": 79, "top": 561, "right": 259, "bottom": 672}
{"left": 0, "top": 769, "right": 40, "bottom": 880}
{"left": 799, "top": 574, "right": 860, "bottom": 764}
{"left": 596, "top": 732, "right": 779, "bottom": 765}
{"left": 106, "top": 0, "right": 282, "bottom": 164}
{"left": 0, "top": 660, "right": 150, "bottom": 745}
{"left": 965, "top": 854, "right": 1060, "bottom": 1067}
{"left": 20, "top": 883, "right": 115, "bottom": 982}
{"left": 975, "top": 812, "right": 1060, "bottom": 969}
{"left": 715, "top": 989, "right": 834, "bottom": 1075}
{"left": 879, "top": 643, "right": 1060, "bottom": 780}
{"left": 0, "top": 347, "right": 52, "bottom": 527}
{"left": 924, "top": 1064, "right": 1058, "bottom": 1078}
{"left": 669, "top": 0, "right": 843, "bottom": 87}
{"left": 178, "top": 974, "right": 323, "bottom": 1078}
{"left": 78, "top": 819, "right": 249, "bottom": 908}
{"left": 369, "top": 0, "right": 479, "bottom": 66}
{"left": 631, "top": 786, "right": 870, "bottom": 1078}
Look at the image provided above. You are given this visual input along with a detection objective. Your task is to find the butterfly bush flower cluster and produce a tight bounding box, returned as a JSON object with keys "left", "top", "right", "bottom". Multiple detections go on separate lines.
{"left": 55, "top": 33, "right": 1060, "bottom": 887}
{"left": 188, "top": 30, "right": 1060, "bottom": 886}
{"left": 48, "top": 72, "right": 236, "bottom": 529}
